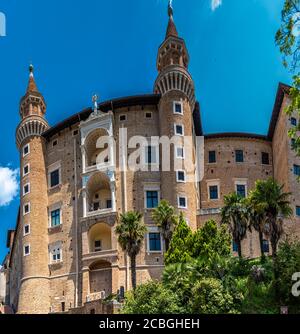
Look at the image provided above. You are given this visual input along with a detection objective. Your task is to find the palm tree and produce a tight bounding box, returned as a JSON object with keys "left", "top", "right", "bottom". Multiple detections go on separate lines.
{"left": 116, "top": 211, "right": 147, "bottom": 290}
{"left": 152, "top": 200, "right": 178, "bottom": 251}
{"left": 221, "top": 193, "right": 249, "bottom": 258}
{"left": 249, "top": 179, "right": 292, "bottom": 259}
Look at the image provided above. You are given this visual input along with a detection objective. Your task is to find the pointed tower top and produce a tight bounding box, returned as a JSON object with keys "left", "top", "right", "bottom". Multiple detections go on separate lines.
{"left": 166, "top": 0, "right": 178, "bottom": 39}
{"left": 26, "top": 64, "right": 39, "bottom": 93}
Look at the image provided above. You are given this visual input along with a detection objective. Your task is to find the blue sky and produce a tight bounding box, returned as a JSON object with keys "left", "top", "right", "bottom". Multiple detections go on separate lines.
{"left": 0, "top": 0, "right": 292, "bottom": 259}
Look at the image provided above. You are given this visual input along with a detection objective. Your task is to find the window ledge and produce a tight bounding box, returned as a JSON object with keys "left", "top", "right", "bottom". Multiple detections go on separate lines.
{"left": 48, "top": 225, "right": 63, "bottom": 234}
{"left": 48, "top": 184, "right": 62, "bottom": 192}
{"left": 49, "top": 262, "right": 63, "bottom": 271}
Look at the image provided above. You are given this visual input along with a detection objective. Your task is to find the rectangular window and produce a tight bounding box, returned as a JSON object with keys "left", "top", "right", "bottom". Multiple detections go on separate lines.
{"left": 23, "top": 183, "right": 30, "bottom": 196}
{"left": 23, "top": 144, "right": 30, "bottom": 157}
{"left": 294, "top": 165, "right": 300, "bottom": 176}
{"left": 176, "top": 147, "right": 185, "bottom": 159}
{"left": 106, "top": 199, "right": 112, "bottom": 209}
{"left": 176, "top": 170, "right": 186, "bottom": 183}
{"left": 146, "top": 191, "right": 159, "bottom": 209}
{"left": 174, "top": 102, "right": 183, "bottom": 115}
{"left": 50, "top": 169, "right": 60, "bottom": 188}
{"left": 235, "top": 150, "right": 244, "bottom": 163}
{"left": 145, "top": 146, "right": 157, "bottom": 164}
{"left": 119, "top": 115, "right": 127, "bottom": 122}
{"left": 23, "top": 164, "right": 30, "bottom": 176}
{"left": 262, "top": 240, "right": 270, "bottom": 253}
{"left": 209, "top": 151, "right": 216, "bottom": 164}
{"left": 178, "top": 196, "right": 187, "bottom": 209}
{"left": 24, "top": 245, "right": 30, "bottom": 256}
{"left": 94, "top": 240, "right": 102, "bottom": 252}
{"left": 145, "top": 112, "right": 153, "bottom": 119}
{"left": 209, "top": 186, "right": 219, "bottom": 200}
{"left": 73, "top": 130, "right": 79, "bottom": 136}
{"left": 261, "top": 152, "right": 270, "bottom": 165}
{"left": 24, "top": 224, "right": 30, "bottom": 236}
{"left": 232, "top": 241, "right": 239, "bottom": 253}
{"left": 51, "top": 209, "right": 61, "bottom": 227}
{"left": 296, "top": 206, "right": 300, "bottom": 217}
{"left": 149, "top": 233, "right": 162, "bottom": 252}
{"left": 23, "top": 203, "right": 30, "bottom": 215}
{"left": 51, "top": 246, "right": 62, "bottom": 263}
{"left": 236, "top": 184, "right": 246, "bottom": 198}
{"left": 291, "top": 117, "right": 297, "bottom": 126}
{"left": 175, "top": 124, "right": 184, "bottom": 136}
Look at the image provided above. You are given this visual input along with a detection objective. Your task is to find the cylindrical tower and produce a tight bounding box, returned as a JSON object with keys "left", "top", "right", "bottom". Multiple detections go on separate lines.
{"left": 15, "top": 65, "right": 50, "bottom": 314}
{"left": 154, "top": 2, "right": 198, "bottom": 229}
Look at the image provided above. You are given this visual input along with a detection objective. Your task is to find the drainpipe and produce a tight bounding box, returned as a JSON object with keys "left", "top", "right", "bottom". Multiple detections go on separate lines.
{"left": 74, "top": 137, "right": 79, "bottom": 307}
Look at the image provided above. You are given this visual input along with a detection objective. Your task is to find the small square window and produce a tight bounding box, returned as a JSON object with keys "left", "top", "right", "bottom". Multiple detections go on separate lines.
{"left": 24, "top": 224, "right": 30, "bottom": 236}
{"left": 178, "top": 196, "right": 187, "bottom": 209}
{"left": 149, "top": 233, "right": 162, "bottom": 252}
{"left": 175, "top": 124, "right": 184, "bottom": 136}
{"left": 52, "top": 140, "right": 58, "bottom": 147}
{"left": 176, "top": 147, "right": 185, "bottom": 159}
{"left": 23, "top": 203, "right": 30, "bottom": 215}
{"left": 94, "top": 240, "right": 102, "bottom": 252}
{"left": 261, "top": 152, "right": 269, "bottom": 165}
{"left": 50, "top": 169, "right": 60, "bottom": 188}
{"left": 174, "top": 102, "right": 183, "bottom": 115}
{"left": 294, "top": 165, "right": 300, "bottom": 176}
{"left": 291, "top": 117, "right": 297, "bottom": 126}
{"left": 262, "top": 240, "right": 270, "bottom": 253}
{"left": 24, "top": 245, "right": 30, "bottom": 256}
{"left": 209, "top": 151, "right": 216, "bottom": 164}
{"left": 73, "top": 130, "right": 79, "bottom": 136}
{"left": 235, "top": 150, "right": 244, "bottom": 163}
{"left": 296, "top": 206, "right": 300, "bottom": 217}
{"left": 23, "top": 183, "right": 30, "bottom": 196}
{"left": 119, "top": 115, "right": 127, "bottom": 122}
{"left": 176, "top": 170, "right": 186, "bottom": 182}
{"left": 236, "top": 184, "right": 246, "bottom": 198}
{"left": 23, "top": 144, "right": 30, "bottom": 157}
{"left": 209, "top": 186, "right": 219, "bottom": 200}
{"left": 51, "top": 209, "right": 61, "bottom": 227}
{"left": 145, "top": 112, "right": 153, "bottom": 119}
{"left": 23, "top": 164, "right": 30, "bottom": 176}
{"left": 146, "top": 191, "right": 159, "bottom": 209}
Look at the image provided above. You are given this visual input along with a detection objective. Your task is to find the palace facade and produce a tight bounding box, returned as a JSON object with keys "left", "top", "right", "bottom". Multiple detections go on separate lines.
{"left": 1, "top": 4, "right": 300, "bottom": 314}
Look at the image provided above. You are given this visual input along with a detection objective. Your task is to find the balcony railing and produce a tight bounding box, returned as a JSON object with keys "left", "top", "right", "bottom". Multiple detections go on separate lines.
{"left": 82, "top": 249, "right": 118, "bottom": 262}
{"left": 198, "top": 208, "right": 221, "bottom": 216}
{"left": 86, "top": 207, "right": 115, "bottom": 218}
{"left": 86, "top": 291, "right": 106, "bottom": 302}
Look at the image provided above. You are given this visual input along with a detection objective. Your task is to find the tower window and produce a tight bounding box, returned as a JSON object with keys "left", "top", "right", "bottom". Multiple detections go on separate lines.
{"left": 94, "top": 240, "right": 102, "bottom": 252}
{"left": 23, "top": 164, "right": 30, "bottom": 177}
{"left": 50, "top": 209, "right": 61, "bottom": 227}
{"left": 291, "top": 117, "right": 297, "bottom": 126}
{"left": 178, "top": 196, "right": 187, "bottom": 209}
{"left": 146, "top": 191, "right": 159, "bottom": 209}
{"left": 174, "top": 124, "right": 184, "bottom": 136}
{"left": 50, "top": 169, "right": 60, "bottom": 188}
{"left": 294, "top": 165, "right": 300, "bottom": 176}
{"left": 23, "top": 183, "right": 30, "bottom": 196}
{"left": 209, "top": 151, "right": 216, "bottom": 164}
{"left": 176, "top": 170, "right": 186, "bottom": 183}
{"left": 145, "top": 112, "right": 153, "bottom": 119}
{"left": 23, "top": 203, "right": 30, "bottom": 215}
{"left": 209, "top": 186, "right": 219, "bottom": 200}
{"left": 24, "top": 224, "right": 30, "bottom": 236}
{"left": 236, "top": 184, "right": 246, "bottom": 198}
{"left": 119, "top": 115, "right": 127, "bottom": 122}
{"left": 235, "top": 150, "right": 244, "bottom": 163}
{"left": 173, "top": 101, "right": 183, "bottom": 115}
{"left": 24, "top": 245, "right": 30, "bottom": 256}
{"left": 176, "top": 147, "right": 185, "bottom": 159}
{"left": 50, "top": 245, "right": 62, "bottom": 263}
{"left": 23, "top": 144, "right": 30, "bottom": 157}
{"left": 148, "top": 233, "right": 162, "bottom": 252}
{"left": 261, "top": 152, "right": 270, "bottom": 165}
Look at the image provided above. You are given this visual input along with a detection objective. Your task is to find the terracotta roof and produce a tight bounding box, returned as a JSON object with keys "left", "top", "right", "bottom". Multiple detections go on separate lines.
{"left": 166, "top": 15, "right": 178, "bottom": 39}
{"left": 267, "top": 82, "right": 291, "bottom": 140}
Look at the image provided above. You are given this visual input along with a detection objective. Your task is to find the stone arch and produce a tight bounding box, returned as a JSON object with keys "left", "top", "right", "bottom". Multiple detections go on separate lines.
{"left": 84, "top": 128, "right": 110, "bottom": 167}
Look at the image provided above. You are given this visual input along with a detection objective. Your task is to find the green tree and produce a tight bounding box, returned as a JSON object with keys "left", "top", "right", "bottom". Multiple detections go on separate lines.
{"left": 152, "top": 200, "right": 177, "bottom": 251}
{"left": 249, "top": 179, "right": 292, "bottom": 259}
{"left": 191, "top": 220, "right": 231, "bottom": 260}
{"left": 276, "top": 0, "right": 300, "bottom": 156}
{"left": 221, "top": 193, "right": 249, "bottom": 258}
{"left": 116, "top": 211, "right": 147, "bottom": 290}
{"left": 164, "top": 213, "right": 193, "bottom": 265}
{"left": 122, "top": 281, "right": 183, "bottom": 314}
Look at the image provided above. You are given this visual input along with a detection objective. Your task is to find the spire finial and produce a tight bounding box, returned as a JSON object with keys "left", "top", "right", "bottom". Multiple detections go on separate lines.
{"left": 29, "top": 63, "right": 34, "bottom": 78}
{"left": 92, "top": 94, "right": 99, "bottom": 113}
{"left": 168, "top": 0, "right": 173, "bottom": 17}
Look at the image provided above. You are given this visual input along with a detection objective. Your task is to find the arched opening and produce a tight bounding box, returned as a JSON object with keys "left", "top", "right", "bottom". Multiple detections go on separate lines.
{"left": 89, "top": 260, "right": 112, "bottom": 296}
{"left": 86, "top": 172, "right": 112, "bottom": 214}
{"left": 85, "top": 128, "right": 110, "bottom": 168}
{"left": 88, "top": 223, "right": 112, "bottom": 253}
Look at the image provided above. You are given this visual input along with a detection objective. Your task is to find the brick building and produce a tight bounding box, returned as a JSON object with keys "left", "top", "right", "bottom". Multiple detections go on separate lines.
{"left": 2, "top": 3, "right": 300, "bottom": 314}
